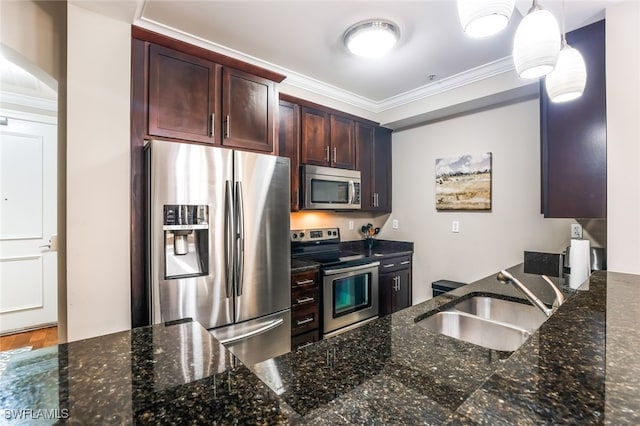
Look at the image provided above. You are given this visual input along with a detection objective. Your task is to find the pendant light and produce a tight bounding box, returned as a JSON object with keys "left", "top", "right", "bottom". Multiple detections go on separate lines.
{"left": 545, "top": 0, "right": 587, "bottom": 102}
{"left": 343, "top": 20, "right": 400, "bottom": 58}
{"left": 457, "top": 0, "right": 516, "bottom": 38}
{"left": 512, "top": 0, "right": 561, "bottom": 79}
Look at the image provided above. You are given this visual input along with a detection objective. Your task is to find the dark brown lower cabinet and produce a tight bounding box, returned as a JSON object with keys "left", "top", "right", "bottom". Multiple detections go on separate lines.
{"left": 290, "top": 269, "right": 320, "bottom": 349}
{"left": 379, "top": 255, "right": 412, "bottom": 316}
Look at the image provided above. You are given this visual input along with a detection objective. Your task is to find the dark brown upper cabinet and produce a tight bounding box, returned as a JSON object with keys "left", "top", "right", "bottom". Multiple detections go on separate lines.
{"left": 301, "top": 106, "right": 355, "bottom": 169}
{"left": 221, "top": 68, "right": 277, "bottom": 152}
{"left": 278, "top": 99, "right": 301, "bottom": 211}
{"left": 148, "top": 44, "right": 221, "bottom": 144}
{"left": 357, "top": 123, "right": 392, "bottom": 212}
{"left": 540, "top": 20, "right": 606, "bottom": 218}
{"left": 140, "top": 27, "right": 284, "bottom": 153}
{"left": 330, "top": 115, "right": 356, "bottom": 169}
{"left": 300, "top": 107, "right": 330, "bottom": 166}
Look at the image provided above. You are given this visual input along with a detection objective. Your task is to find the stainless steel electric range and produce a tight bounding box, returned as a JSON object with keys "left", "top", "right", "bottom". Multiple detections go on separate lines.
{"left": 291, "top": 228, "right": 379, "bottom": 338}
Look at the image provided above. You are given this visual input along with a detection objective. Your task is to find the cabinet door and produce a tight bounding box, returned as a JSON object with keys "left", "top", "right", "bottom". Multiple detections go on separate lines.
{"left": 373, "top": 127, "right": 392, "bottom": 212}
{"left": 356, "top": 122, "right": 375, "bottom": 210}
{"left": 540, "top": 20, "right": 606, "bottom": 218}
{"left": 279, "top": 100, "right": 300, "bottom": 211}
{"left": 222, "top": 68, "right": 276, "bottom": 152}
{"left": 300, "top": 107, "right": 330, "bottom": 166}
{"left": 379, "top": 272, "right": 396, "bottom": 317}
{"left": 148, "top": 44, "right": 220, "bottom": 143}
{"left": 394, "top": 268, "right": 412, "bottom": 312}
{"left": 330, "top": 115, "right": 355, "bottom": 169}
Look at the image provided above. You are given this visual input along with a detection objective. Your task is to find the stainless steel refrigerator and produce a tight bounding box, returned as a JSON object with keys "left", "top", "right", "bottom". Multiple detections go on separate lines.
{"left": 145, "top": 139, "right": 291, "bottom": 365}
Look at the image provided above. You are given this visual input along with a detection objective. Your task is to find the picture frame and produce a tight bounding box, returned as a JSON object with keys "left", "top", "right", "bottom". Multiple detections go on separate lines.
{"left": 435, "top": 152, "right": 492, "bottom": 211}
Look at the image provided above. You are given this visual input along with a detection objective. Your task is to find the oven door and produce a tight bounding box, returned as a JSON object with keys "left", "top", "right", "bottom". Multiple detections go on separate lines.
{"left": 322, "top": 262, "right": 379, "bottom": 337}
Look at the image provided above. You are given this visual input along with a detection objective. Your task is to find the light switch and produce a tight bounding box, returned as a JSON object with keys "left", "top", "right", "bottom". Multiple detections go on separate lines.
{"left": 452, "top": 221, "right": 460, "bottom": 233}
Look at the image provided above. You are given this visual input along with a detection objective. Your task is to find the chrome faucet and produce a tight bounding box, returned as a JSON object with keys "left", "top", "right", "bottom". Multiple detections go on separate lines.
{"left": 496, "top": 270, "right": 566, "bottom": 317}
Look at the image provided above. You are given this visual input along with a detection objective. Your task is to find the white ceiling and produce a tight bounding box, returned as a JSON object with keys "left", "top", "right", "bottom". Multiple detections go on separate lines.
{"left": 75, "top": 0, "right": 616, "bottom": 113}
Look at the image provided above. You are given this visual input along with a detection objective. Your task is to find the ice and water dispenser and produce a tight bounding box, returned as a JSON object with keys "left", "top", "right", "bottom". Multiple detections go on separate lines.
{"left": 163, "top": 204, "right": 209, "bottom": 278}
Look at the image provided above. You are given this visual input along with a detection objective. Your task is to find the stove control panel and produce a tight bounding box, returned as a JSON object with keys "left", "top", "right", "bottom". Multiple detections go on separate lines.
{"left": 291, "top": 228, "right": 340, "bottom": 243}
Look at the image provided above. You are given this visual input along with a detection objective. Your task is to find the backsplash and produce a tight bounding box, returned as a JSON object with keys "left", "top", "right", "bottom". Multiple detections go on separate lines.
{"left": 290, "top": 212, "right": 390, "bottom": 241}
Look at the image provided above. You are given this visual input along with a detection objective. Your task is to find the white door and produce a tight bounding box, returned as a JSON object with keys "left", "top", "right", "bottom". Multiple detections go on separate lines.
{"left": 0, "top": 113, "right": 57, "bottom": 334}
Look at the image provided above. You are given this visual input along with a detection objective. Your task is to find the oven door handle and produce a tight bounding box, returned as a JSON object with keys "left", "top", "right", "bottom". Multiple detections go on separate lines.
{"left": 323, "top": 261, "right": 380, "bottom": 276}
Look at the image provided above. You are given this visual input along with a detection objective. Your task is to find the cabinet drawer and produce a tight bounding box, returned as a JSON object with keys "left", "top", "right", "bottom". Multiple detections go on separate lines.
{"left": 291, "top": 304, "right": 319, "bottom": 335}
{"left": 291, "top": 330, "right": 319, "bottom": 351}
{"left": 291, "top": 269, "right": 319, "bottom": 288}
{"left": 291, "top": 286, "right": 319, "bottom": 308}
{"left": 378, "top": 255, "right": 412, "bottom": 273}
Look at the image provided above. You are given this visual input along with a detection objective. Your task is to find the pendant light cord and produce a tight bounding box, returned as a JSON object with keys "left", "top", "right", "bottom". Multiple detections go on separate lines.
{"left": 561, "top": 0, "right": 567, "bottom": 46}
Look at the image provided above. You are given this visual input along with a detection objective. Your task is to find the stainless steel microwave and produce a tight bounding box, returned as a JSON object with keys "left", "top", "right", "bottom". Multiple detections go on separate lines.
{"left": 302, "top": 165, "right": 361, "bottom": 210}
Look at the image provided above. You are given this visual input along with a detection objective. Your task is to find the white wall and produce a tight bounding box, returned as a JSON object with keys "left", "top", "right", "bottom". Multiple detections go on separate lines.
{"left": 381, "top": 99, "right": 573, "bottom": 304}
{"left": 606, "top": 1, "right": 640, "bottom": 274}
{"left": 66, "top": 4, "right": 131, "bottom": 341}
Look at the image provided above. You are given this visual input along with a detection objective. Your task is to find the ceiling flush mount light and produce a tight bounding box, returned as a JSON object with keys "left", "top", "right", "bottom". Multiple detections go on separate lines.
{"left": 344, "top": 20, "right": 399, "bottom": 58}
{"left": 512, "top": 0, "right": 561, "bottom": 79}
{"left": 545, "top": 1, "right": 587, "bottom": 102}
{"left": 457, "top": 0, "right": 516, "bottom": 38}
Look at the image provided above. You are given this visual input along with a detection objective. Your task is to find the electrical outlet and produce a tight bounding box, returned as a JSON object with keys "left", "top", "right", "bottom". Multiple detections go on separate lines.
{"left": 392, "top": 219, "right": 399, "bottom": 229}
{"left": 452, "top": 221, "right": 460, "bottom": 233}
{"left": 571, "top": 223, "right": 583, "bottom": 239}
{"left": 348, "top": 220, "right": 354, "bottom": 230}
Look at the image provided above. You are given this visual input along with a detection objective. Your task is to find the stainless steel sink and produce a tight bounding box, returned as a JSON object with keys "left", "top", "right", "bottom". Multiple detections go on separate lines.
{"left": 417, "top": 311, "right": 531, "bottom": 352}
{"left": 451, "top": 296, "right": 547, "bottom": 331}
{"left": 417, "top": 295, "right": 550, "bottom": 351}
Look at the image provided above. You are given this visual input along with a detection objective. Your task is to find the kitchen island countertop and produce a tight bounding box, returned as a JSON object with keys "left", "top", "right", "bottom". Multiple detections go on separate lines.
{"left": 1, "top": 266, "right": 638, "bottom": 424}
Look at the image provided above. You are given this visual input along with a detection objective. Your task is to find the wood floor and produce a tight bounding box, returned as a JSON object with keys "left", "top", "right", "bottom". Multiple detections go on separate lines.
{"left": 0, "top": 326, "right": 58, "bottom": 352}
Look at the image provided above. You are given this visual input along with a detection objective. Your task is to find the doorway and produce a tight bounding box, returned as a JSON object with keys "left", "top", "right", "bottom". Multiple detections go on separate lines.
{"left": 0, "top": 52, "right": 59, "bottom": 340}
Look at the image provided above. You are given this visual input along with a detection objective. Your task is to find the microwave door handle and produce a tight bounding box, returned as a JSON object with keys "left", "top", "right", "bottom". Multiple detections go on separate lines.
{"left": 224, "top": 181, "right": 234, "bottom": 298}
{"left": 348, "top": 180, "right": 355, "bottom": 205}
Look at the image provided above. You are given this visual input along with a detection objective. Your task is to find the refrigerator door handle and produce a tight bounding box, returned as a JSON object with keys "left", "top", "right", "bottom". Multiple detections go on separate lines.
{"left": 235, "top": 181, "right": 245, "bottom": 296}
{"left": 224, "top": 180, "right": 234, "bottom": 298}
{"left": 217, "top": 318, "right": 284, "bottom": 345}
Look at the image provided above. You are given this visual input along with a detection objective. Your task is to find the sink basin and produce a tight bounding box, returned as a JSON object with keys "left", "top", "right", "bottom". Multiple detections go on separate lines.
{"left": 417, "top": 311, "right": 531, "bottom": 352}
{"left": 451, "top": 296, "right": 547, "bottom": 331}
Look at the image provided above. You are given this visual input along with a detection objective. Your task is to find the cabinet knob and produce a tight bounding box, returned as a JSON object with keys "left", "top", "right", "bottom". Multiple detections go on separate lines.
{"left": 225, "top": 115, "right": 230, "bottom": 138}
{"left": 325, "top": 146, "right": 330, "bottom": 163}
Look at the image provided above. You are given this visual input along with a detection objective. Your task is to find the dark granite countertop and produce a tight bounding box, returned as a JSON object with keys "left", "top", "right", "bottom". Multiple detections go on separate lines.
{"left": 2, "top": 266, "right": 639, "bottom": 424}
{"left": 291, "top": 258, "right": 321, "bottom": 273}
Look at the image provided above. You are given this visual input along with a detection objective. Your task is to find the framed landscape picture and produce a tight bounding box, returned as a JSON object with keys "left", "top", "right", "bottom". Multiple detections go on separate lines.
{"left": 435, "top": 152, "right": 492, "bottom": 211}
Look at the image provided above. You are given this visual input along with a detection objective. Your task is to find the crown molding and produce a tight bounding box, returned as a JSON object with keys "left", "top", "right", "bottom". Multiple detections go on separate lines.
{"left": 135, "top": 17, "right": 516, "bottom": 115}
{"left": 0, "top": 91, "right": 57, "bottom": 112}
{"left": 0, "top": 108, "right": 57, "bottom": 125}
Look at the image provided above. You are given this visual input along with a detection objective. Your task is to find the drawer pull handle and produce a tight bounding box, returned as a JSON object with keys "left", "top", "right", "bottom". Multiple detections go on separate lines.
{"left": 400, "top": 261, "right": 411, "bottom": 265}
{"left": 296, "top": 297, "right": 315, "bottom": 304}
{"left": 382, "top": 264, "right": 395, "bottom": 268}
{"left": 296, "top": 317, "right": 314, "bottom": 326}
{"left": 295, "top": 279, "right": 315, "bottom": 286}
{"left": 297, "top": 341, "right": 314, "bottom": 350}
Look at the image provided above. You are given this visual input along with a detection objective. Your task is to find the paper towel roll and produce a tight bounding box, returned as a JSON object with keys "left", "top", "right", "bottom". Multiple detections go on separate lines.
{"left": 569, "top": 239, "right": 591, "bottom": 289}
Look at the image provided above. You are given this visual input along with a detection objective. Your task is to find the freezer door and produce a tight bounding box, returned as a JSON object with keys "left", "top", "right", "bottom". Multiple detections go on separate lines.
{"left": 234, "top": 151, "right": 291, "bottom": 323}
{"left": 149, "top": 140, "right": 234, "bottom": 329}
{"left": 210, "top": 310, "right": 291, "bottom": 365}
